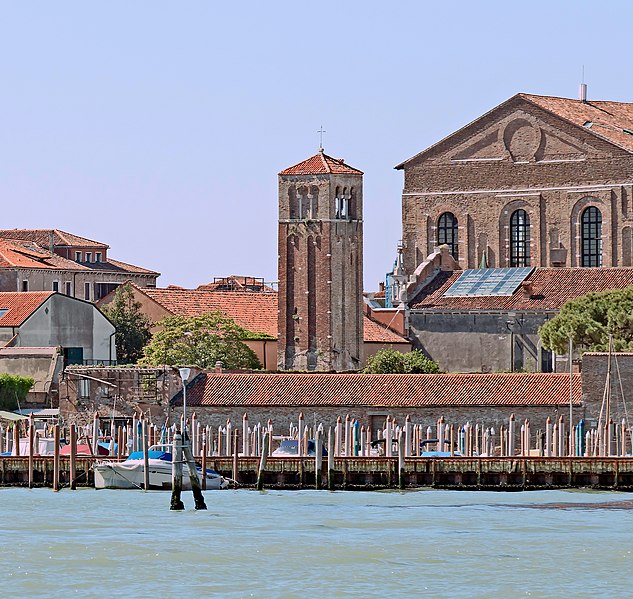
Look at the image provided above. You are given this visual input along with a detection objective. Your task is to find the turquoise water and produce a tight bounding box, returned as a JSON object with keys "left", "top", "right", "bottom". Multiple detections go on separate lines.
{"left": 1, "top": 487, "right": 632, "bottom": 598}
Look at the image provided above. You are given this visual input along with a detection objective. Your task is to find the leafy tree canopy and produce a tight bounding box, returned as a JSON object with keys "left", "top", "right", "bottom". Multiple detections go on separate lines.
{"left": 102, "top": 285, "right": 152, "bottom": 364}
{"left": 0, "top": 374, "right": 34, "bottom": 411}
{"left": 539, "top": 286, "right": 633, "bottom": 354}
{"left": 139, "top": 311, "right": 261, "bottom": 370}
{"left": 363, "top": 348, "right": 440, "bottom": 374}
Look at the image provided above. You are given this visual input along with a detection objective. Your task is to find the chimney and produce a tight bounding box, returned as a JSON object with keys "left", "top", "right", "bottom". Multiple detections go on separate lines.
{"left": 215, "top": 360, "right": 223, "bottom": 374}
{"left": 521, "top": 280, "right": 534, "bottom": 296}
{"left": 579, "top": 83, "right": 587, "bottom": 103}
{"left": 49, "top": 231, "right": 55, "bottom": 254}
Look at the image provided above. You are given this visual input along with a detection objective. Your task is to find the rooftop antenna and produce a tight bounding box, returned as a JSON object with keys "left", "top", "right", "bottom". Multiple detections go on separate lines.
{"left": 317, "top": 125, "right": 326, "bottom": 152}
{"left": 579, "top": 65, "right": 587, "bottom": 102}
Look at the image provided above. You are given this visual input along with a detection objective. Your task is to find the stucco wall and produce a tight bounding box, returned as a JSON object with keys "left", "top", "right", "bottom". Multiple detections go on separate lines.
{"left": 408, "top": 310, "right": 556, "bottom": 373}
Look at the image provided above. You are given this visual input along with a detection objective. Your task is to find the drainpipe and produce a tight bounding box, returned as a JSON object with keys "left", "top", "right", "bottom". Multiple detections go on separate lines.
{"left": 109, "top": 331, "right": 116, "bottom": 365}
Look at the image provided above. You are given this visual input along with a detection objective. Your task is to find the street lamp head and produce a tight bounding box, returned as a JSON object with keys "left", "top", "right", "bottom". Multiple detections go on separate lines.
{"left": 179, "top": 367, "right": 191, "bottom": 383}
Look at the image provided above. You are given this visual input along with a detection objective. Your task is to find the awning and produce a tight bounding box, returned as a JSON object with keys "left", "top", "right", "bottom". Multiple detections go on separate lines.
{"left": 0, "top": 410, "right": 29, "bottom": 422}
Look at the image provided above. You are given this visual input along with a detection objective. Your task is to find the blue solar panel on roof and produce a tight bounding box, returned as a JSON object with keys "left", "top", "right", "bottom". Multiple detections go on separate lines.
{"left": 443, "top": 267, "right": 534, "bottom": 297}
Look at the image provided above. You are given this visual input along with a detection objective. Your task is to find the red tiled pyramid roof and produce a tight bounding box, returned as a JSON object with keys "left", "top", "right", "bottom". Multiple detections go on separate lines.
{"left": 179, "top": 372, "right": 581, "bottom": 408}
{"left": 280, "top": 150, "right": 363, "bottom": 175}
{"left": 0, "top": 292, "right": 53, "bottom": 326}
{"left": 410, "top": 267, "right": 633, "bottom": 311}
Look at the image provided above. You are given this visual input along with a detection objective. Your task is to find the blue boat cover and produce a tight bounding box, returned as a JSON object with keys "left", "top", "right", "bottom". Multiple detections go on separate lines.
{"left": 126, "top": 450, "right": 172, "bottom": 461}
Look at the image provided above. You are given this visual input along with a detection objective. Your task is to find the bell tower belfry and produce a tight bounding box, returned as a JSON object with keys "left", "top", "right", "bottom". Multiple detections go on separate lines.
{"left": 278, "top": 149, "right": 364, "bottom": 371}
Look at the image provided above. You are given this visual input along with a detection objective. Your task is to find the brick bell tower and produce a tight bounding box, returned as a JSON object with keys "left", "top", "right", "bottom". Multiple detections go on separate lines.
{"left": 278, "top": 148, "right": 364, "bottom": 371}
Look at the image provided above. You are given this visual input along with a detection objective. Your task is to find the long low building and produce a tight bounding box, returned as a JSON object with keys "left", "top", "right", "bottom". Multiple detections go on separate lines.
{"left": 170, "top": 370, "right": 582, "bottom": 435}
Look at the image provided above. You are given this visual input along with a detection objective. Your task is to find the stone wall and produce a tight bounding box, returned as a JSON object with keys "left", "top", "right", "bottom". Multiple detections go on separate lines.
{"left": 408, "top": 310, "right": 557, "bottom": 373}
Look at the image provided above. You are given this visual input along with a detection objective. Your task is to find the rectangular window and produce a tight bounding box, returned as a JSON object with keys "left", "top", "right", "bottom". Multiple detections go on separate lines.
{"left": 96, "top": 282, "right": 119, "bottom": 300}
{"left": 52, "top": 280, "right": 59, "bottom": 292}
{"left": 21, "top": 280, "right": 28, "bottom": 292}
{"left": 84, "top": 282, "right": 91, "bottom": 301}
{"left": 95, "top": 252, "right": 102, "bottom": 263}
{"left": 75, "top": 251, "right": 82, "bottom": 262}
{"left": 65, "top": 282, "right": 72, "bottom": 296}
{"left": 79, "top": 378, "right": 90, "bottom": 398}
{"left": 85, "top": 252, "right": 92, "bottom": 263}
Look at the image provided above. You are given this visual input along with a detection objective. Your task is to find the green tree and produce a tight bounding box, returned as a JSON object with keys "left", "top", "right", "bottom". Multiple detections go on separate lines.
{"left": 139, "top": 311, "right": 262, "bottom": 369}
{"left": 539, "top": 286, "right": 633, "bottom": 354}
{"left": 363, "top": 348, "right": 440, "bottom": 374}
{"left": 0, "top": 374, "right": 34, "bottom": 411}
{"left": 102, "top": 285, "right": 152, "bottom": 364}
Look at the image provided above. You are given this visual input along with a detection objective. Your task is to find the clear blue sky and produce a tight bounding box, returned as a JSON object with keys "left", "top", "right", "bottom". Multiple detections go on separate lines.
{"left": 1, "top": 1, "right": 632, "bottom": 290}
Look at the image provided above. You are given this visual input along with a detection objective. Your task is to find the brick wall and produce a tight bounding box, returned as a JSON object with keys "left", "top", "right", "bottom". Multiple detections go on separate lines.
{"left": 399, "top": 97, "right": 633, "bottom": 271}
{"left": 278, "top": 172, "right": 364, "bottom": 371}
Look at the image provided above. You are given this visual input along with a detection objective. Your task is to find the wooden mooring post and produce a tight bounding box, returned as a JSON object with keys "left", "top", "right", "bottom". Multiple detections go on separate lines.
{"left": 28, "top": 413, "right": 34, "bottom": 489}
{"left": 53, "top": 424, "right": 60, "bottom": 492}
{"left": 257, "top": 431, "right": 270, "bottom": 491}
{"left": 182, "top": 432, "right": 207, "bottom": 510}
{"left": 69, "top": 424, "right": 77, "bottom": 490}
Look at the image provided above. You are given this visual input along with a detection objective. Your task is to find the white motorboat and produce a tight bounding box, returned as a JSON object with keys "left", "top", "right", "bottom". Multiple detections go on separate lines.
{"left": 94, "top": 448, "right": 229, "bottom": 490}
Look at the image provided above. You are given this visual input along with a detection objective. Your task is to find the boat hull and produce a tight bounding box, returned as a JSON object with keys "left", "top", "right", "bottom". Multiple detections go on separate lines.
{"left": 94, "top": 459, "right": 227, "bottom": 490}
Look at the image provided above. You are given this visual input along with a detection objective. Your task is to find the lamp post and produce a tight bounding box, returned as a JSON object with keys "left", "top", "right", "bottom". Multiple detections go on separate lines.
{"left": 179, "top": 367, "right": 191, "bottom": 435}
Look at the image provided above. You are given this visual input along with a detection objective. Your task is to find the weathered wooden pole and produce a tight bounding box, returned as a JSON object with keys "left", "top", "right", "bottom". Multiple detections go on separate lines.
{"left": 12, "top": 423, "right": 19, "bottom": 456}
{"left": 257, "top": 431, "right": 270, "bottom": 491}
{"left": 70, "top": 424, "right": 77, "bottom": 490}
{"left": 385, "top": 416, "right": 393, "bottom": 457}
{"left": 201, "top": 432, "right": 207, "bottom": 491}
{"left": 242, "top": 413, "right": 249, "bottom": 456}
{"left": 142, "top": 417, "right": 150, "bottom": 491}
{"left": 27, "top": 413, "right": 34, "bottom": 488}
{"left": 335, "top": 416, "right": 342, "bottom": 457}
{"left": 450, "top": 424, "right": 455, "bottom": 456}
{"left": 404, "top": 415, "right": 411, "bottom": 458}
{"left": 398, "top": 430, "right": 405, "bottom": 490}
{"left": 170, "top": 432, "right": 185, "bottom": 510}
{"left": 92, "top": 412, "right": 99, "bottom": 454}
{"left": 232, "top": 429, "right": 239, "bottom": 484}
{"left": 225, "top": 419, "right": 232, "bottom": 456}
{"left": 508, "top": 414, "right": 516, "bottom": 456}
{"left": 327, "top": 427, "right": 335, "bottom": 491}
{"left": 117, "top": 425, "right": 123, "bottom": 458}
{"left": 315, "top": 427, "right": 323, "bottom": 490}
{"left": 297, "top": 412, "right": 305, "bottom": 457}
{"left": 182, "top": 433, "right": 207, "bottom": 510}
{"left": 53, "top": 424, "right": 60, "bottom": 492}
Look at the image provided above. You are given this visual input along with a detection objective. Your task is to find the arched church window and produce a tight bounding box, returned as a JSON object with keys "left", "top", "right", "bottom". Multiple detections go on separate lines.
{"left": 510, "top": 209, "right": 530, "bottom": 267}
{"left": 581, "top": 206, "right": 602, "bottom": 267}
{"left": 437, "top": 212, "right": 458, "bottom": 259}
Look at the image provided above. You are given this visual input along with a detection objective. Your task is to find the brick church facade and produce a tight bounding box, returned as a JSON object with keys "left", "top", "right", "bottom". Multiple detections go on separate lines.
{"left": 396, "top": 92, "right": 633, "bottom": 272}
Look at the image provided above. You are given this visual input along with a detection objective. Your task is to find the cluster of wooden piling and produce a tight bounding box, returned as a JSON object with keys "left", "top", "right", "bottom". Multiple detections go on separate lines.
{"left": 2, "top": 410, "right": 633, "bottom": 491}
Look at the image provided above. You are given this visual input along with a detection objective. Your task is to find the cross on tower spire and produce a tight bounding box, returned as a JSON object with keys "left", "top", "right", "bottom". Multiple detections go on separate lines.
{"left": 317, "top": 125, "right": 326, "bottom": 151}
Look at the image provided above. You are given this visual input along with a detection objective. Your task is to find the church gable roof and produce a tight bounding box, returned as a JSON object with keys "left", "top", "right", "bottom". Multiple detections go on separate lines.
{"left": 280, "top": 149, "right": 363, "bottom": 176}
{"left": 520, "top": 94, "right": 633, "bottom": 153}
{"left": 395, "top": 93, "right": 633, "bottom": 169}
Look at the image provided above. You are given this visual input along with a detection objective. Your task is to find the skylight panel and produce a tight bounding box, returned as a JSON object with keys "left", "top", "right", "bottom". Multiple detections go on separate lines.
{"left": 443, "top": 267, "right": 534, "bottom": 297}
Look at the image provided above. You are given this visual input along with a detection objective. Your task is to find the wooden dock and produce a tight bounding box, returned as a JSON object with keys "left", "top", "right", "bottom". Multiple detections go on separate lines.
{"left": 3, "top": 455, "right": 633, "bottom": 491}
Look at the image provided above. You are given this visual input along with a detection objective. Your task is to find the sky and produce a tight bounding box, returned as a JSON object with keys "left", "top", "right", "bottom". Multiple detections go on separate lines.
{"left": 1, "top": 1, "right": 633, "bottom": 290}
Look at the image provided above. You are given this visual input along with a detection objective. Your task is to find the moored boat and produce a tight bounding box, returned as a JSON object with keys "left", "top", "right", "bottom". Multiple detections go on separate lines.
{"left": 94, "top": 447, "right": 229, "bottom": 490}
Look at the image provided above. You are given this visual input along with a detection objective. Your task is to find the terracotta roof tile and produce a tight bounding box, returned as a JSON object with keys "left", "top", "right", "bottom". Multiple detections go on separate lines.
{"left": 280, "top": 150, "right": 363, "bottom": 176}
{"left": 142, "top": 289, "right": 279, "bottom": 338}
{"left": 0, "top": 292, "right": 53, "bottom": 326}
{"left": 178, "top": 372, "right": 581, "bottom": 409}
{"left": 411, "top": 267, "right": 633, "bottom": 311}
{"left": 143, "top": 288, "right": 405, "bottom": 343}
{"left": 0, "top": 229, "right": 109, "bottom": 248}
{"left": 363, "top": 317, "right": 408, "bottom": 343}
{"left": 521, "top": 94, "right": 633, "bottom": 153}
